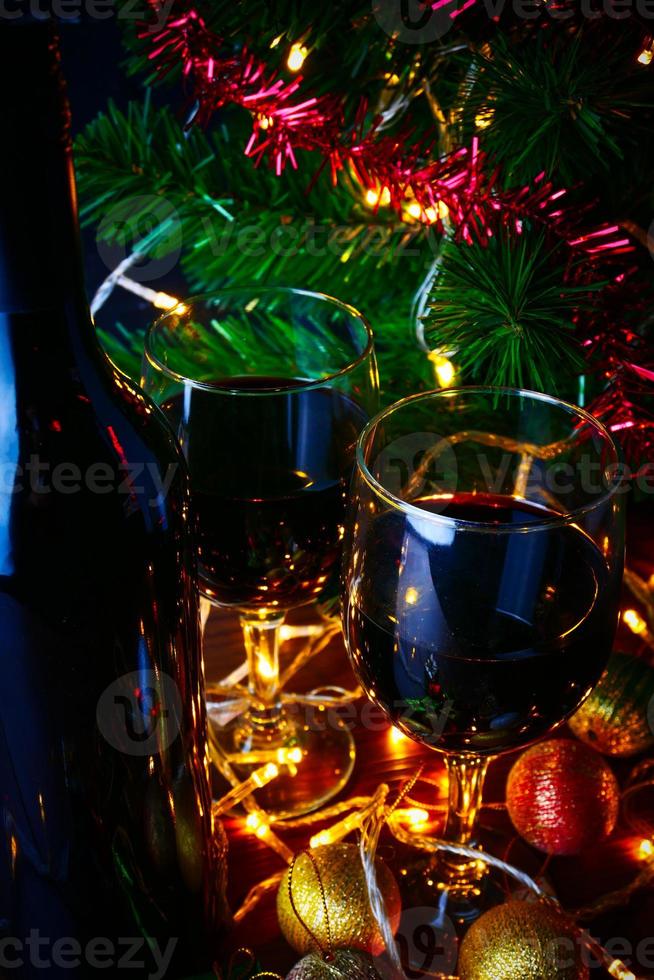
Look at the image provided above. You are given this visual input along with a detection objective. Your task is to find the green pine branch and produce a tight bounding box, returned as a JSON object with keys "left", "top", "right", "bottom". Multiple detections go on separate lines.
{"left": 75, "top": 98, "right": 437, "bottom": 396}
{"left": 423, "top": 228, "right": 600, "bottom": 394}
{"left": 461, "top": 30, "right": 653, "bottom": 187}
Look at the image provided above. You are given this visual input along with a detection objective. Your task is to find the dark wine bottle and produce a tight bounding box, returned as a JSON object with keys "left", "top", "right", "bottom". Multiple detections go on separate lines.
{"left": 0, "top": 22, "right": 228, "bottom": 978}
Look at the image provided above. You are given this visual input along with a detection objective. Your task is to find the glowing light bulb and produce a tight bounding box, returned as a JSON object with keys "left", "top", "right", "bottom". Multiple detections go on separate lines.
{"left": 257, "top": 654, "right": 277, "bottom": 680}
{"left": 390, "top": 726, "right": 408, "bottom": 746}
{"left": 608, "top": 963, "right": 636, "bottom": 980}
{"left": 405, "top": 587, "right": 419, "bottom": 606}
{"left": 428, "top": 350, "right": 456, "bottom": 388}
{"left": 280, "top": 747, "right": 303, "bottom": 766}
{"left": 153, "top": 292, "right": 187, "bottom": 313}
{"left": 287, "top": 43, "right": 308, "bottom": 72}
{"left": 365, "top": 186, "right": 391, "bottom": 207}
{"left": 624, "top": 609, "right": 647, "bottom": 635}
{"left": 638, "top": 45, "right": 653, "bottom": 66}
{"left": 406, "top": 202, "right": 422, "bottom": 220}
{"left": 405, "top": 808, "right": 429, "bottom": 827}
{"left": 638, "top": 838, "right": 654, "bottom": 860}
{"left": 475, "top": 107, "right": 495, "bottom": 129}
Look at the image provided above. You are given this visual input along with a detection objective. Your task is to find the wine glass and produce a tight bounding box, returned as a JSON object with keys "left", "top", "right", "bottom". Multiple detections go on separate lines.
{"left": 342, "top": 386, "right": 624, "bottom": 922}
{"left": 142, "top": 287, "right": 379, "bottom": 818}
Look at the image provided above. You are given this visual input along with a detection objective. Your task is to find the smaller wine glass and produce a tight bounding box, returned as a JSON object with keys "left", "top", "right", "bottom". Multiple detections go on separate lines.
{"left": 142, "top": 287, "right": 379, "bottom": 818}
{"left": 342, "top": 386, "right": 624, "bottom": 925}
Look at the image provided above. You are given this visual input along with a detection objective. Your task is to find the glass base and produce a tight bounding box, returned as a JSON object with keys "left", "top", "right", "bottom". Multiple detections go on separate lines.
{"left": 399, "top": 852, "right": 506, "bottom": 930}
{"left": 208, "top": 701, "right": 356, "bottom": 820}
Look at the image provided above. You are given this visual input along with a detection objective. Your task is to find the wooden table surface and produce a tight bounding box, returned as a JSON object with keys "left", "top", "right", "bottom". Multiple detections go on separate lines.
{"left": 203, "top": 505, "right": 654, "bottom": 978}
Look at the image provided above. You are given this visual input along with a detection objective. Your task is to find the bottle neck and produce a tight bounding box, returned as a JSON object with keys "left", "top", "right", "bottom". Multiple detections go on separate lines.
{"left": 0, "top": 23, "right": 89, "bottom": 318}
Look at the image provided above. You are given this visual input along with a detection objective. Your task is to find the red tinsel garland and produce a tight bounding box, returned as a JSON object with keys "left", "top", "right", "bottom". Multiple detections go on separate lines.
{"left": 141, "top": 0, "right": 653, "bottom": 462}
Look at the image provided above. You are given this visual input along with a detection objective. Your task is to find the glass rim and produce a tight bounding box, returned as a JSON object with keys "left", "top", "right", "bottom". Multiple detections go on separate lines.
{"left": 143, "top": 286, "right": 375, "bottom": 396}
{"left": 356, "top": 385, "right": 623, "bottom": 534}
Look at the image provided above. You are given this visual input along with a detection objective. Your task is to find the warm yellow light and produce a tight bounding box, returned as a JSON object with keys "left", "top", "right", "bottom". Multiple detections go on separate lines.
{"left": 287, "top": 43, "right": 308, "bottom": 72}
{"left": 638, "top": 838, "right": 654, "bottom": 860}
{"left": 405, "top": 587, "right": 419, "bottom": 606}
{"left": 245, "top": 811, "right": 272, "bottom": 840}
{"left": 475, "top": 107, "right": 495, "bottom": 129}
{"left": 279, "top": 747, "right": 303, "bottom": 765}
{"left": 153, "top": 292, "right": 187, "bottom": 313}
{"left": 638, "top": 46, "right": 653, "bottom": 66}
{"left": 390, "top": 726, "right": 408, "bottom": 746}
{"left": 428, "top": 350, "right": 456, "bottom": 388}
{"left": 365, "top": 186, "right": 391, "bottom": 207}
{"left": 624, "top": 609, "right": 647, "bottom": 635}
{"left": 252, "top": 763, "right": 279, "bottom": 789}
{"left": 257, "top": 654, "right": 277, "bottom": 680}
{"left": 384, "top": 72, "right": 401, "bottom": 86}
{"left": 257, "top": 114, "right": 274, "bottom": 131}
{"left": 608, "top": 963, "right": 637, "bottom": 980}
{"left": 405, "top": 807, "right": 429, "bottom": 826}
{"left": 406, "top": 202, "right": 422, "bottom": 220}
{"left": 270, "top": 33, "right": 283, "bottom": 49}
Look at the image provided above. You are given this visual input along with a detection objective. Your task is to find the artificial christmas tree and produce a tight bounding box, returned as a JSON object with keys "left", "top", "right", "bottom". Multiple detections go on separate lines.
{"left": 77, "top": 0, "right": 654, "bottom": 466}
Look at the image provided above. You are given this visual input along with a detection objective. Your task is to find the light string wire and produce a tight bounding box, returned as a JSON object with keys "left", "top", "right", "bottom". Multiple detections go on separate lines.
{"left": 229, "top": 764, "right": 654, "bottom": 980}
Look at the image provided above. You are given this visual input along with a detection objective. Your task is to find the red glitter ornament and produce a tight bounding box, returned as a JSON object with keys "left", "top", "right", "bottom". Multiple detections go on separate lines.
{"left": 506, "top": 738, "right": 620, "bottom": 856}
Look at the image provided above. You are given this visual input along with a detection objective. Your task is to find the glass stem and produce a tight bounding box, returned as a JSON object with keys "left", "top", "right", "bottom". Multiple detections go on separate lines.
{"left": 241, "top": 611, "right": 285, "bottom": 731}
{"left": 439, "top": 754, "right": 489, "bottom": 895}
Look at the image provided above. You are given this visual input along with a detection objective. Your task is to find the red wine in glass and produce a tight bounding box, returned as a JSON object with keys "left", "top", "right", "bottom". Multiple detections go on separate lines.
{"left": 143, "top": 289, "right": 379, "bottom": 820}
{"left": 345, "top": 493, "right": 618, "bottom": 754}
{"left": 161, "top": 377, "right": 367, "bottom": 609}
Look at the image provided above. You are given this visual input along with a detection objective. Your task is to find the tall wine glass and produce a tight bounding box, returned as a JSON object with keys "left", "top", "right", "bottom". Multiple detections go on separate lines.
{"left": 342, "top": 387, "right": 624, "bottom": 922}
{"left": 142, "top": 287, "right": 378, "bottom": 818}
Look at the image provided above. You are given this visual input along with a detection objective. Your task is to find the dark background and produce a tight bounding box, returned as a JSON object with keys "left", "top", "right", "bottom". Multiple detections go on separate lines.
{"left": 60, "top": 17, "right": 184, "bottom": 340}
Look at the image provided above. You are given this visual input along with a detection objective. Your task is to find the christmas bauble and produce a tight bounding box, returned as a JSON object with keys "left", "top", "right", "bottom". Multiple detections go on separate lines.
{"left": 277, "top": 844, "right": 401, "bottom": 957}
{"left": 458, "top": 900, "right": 588, "bottom": 980}
{"left": 506, "top": 738, "right": 619, "bottom": 855}
{"left": 286, "top": 949, "right": 384, "bottom": 979}
{"left": 569, "top": 653, "right": 654, "bottom": 757}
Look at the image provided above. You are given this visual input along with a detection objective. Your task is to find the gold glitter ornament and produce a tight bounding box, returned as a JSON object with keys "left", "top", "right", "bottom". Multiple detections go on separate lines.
{"left": 276, "top": 843, "right": 401, "bottom": 957}
{"left": 286, "top": 949, "right": 384, "bottom": 979}
{"left": 458, "top": 900, "right": 589, "bottom": 980}
{"left": 569, "top": 652, "right": 654, "bottom": 757}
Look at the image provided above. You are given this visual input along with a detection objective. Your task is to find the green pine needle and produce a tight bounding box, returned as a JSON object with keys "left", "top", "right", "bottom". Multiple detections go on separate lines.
{"left": 423, "top": 229, "right": 600, "bottom": 395}
{"left": 463, "top": 31, "right": 651, "bottom": 186}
